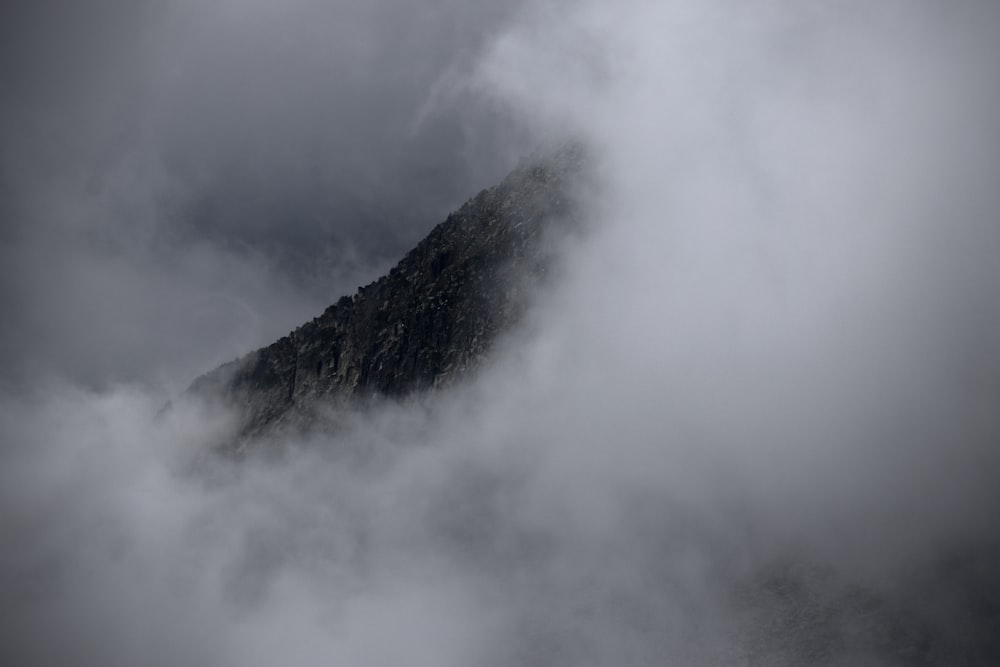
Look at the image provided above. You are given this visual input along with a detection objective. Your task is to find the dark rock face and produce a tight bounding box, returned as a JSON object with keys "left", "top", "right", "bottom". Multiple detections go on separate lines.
{"left": 188, "top": 144, "right": 587, "bottom": 437}
{"left": 182, "top": 142, "right": 1000, "bottom": 664}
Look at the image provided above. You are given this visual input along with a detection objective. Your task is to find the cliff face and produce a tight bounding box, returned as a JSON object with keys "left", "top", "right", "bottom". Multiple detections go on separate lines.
{"left": 188, "top": 145, "right": 586, "bottom": 437}
{"left": 181, "top": 143, "right": 1000, "bottom": 664}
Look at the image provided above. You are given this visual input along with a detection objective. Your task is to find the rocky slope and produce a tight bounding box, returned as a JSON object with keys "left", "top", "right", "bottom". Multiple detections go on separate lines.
{"left": 183, "top": 141, "right": 1000, "bottom": 663}
{"left": 188, "top": 144, "right": 587, "bottom": 438}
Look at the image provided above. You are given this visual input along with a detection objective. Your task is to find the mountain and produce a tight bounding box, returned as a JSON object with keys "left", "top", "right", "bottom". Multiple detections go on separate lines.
{"left": 182, "top": 141, "right": 1000, "bottom": 663}
{"left": 187, "top": 143, "right": 587, "bottom": 439}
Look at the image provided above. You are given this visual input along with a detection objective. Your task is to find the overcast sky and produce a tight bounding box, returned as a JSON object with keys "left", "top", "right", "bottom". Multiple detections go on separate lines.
{"left": 2, "top": 1, "right": 1000, "bottom": 665}
{"left": 1, "top": 0, "right": 540, "bottom": 391}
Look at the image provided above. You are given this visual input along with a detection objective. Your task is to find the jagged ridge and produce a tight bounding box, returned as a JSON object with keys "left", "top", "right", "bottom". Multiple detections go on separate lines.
{"left": 188, "top": 144, "right": 586, "bottom": 437}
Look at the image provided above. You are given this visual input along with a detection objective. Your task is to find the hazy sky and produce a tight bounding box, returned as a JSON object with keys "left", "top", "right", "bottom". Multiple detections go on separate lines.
{"left": 1, "top": 0, "right": 537, "bottom": 390}
{"left": 2, "top": 1, "right": 1000, "bottom": 665}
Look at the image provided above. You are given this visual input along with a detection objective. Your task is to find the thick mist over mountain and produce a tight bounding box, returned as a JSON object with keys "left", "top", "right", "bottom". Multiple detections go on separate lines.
{"left": 1, "top": 0, "right": 535, "bottom": 390}
{"left": 3, "top": 1, "right": 1000, "bottom": 665}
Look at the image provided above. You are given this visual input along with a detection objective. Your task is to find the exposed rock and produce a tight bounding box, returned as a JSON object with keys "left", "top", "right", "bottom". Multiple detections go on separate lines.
{"left": 181, "top": 140, "right": 1000, "bottom": 663}
{"left": 187, "top": 143, "right": 588, "bottom": 438}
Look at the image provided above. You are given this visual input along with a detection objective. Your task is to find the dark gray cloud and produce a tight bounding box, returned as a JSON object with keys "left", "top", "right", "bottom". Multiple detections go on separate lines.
{"left": 1, "top": 0, "right": 535, "bottom": 389}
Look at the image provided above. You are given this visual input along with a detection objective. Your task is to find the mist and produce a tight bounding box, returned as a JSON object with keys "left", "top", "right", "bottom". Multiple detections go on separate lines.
{"left": 3, "top": 0, "right": 1000, "bottom": 665}
{"left": 0, "top": 0, "right": 534, "bottom": 389}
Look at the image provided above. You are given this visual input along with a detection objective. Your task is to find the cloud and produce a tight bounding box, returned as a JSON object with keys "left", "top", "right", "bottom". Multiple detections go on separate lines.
{"left": 2, "top": 0, "right": 1000, "bottom": 664}
{"left": 0, "top": 0, "right": 535, "bottom": 388}
{"left": 482, "top": 0, "right": 1000, "bottom": 576}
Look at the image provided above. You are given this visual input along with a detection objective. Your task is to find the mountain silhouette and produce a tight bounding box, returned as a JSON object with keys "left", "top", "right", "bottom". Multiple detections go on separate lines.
{"left": 188, "top": 143, "right": 586, "bottom": 438}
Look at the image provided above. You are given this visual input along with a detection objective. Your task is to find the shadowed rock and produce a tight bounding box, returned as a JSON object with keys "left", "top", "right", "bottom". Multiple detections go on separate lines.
{"left": 182, "top": 140, "right": 1000, "bottom": 664}
{"left": 187, "top": 143, "right": 588, "bottom": 439}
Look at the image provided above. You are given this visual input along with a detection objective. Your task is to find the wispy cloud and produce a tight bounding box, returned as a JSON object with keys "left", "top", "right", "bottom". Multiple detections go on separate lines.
{"left": 2, "top": 0, "right": 999, "bottom": 664}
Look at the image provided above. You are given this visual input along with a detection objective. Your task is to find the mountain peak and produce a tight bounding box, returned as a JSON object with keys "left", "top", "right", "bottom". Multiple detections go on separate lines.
{"left": 188, "top": 143, "right": 588, "bottom": 440}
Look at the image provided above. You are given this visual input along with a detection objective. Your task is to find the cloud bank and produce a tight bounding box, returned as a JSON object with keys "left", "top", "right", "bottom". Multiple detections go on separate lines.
{"left": 1, "top": 0, "right": 534, "bottom": 389}
{"left": 2, "top": 0, "right": 1000, "bottom": 664}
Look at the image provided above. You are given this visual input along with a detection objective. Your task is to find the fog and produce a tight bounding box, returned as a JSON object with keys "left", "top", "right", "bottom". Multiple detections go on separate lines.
{"left": 2, "top": 0, "right": 1000, "bottom": 665}
{"left": 1, "top": 0, "right": 533, "bottom": 389}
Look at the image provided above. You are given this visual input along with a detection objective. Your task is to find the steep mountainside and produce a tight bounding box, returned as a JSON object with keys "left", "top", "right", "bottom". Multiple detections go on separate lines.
{"left": 188, "top": 144, "right": 586, "bottom": 437}
{"left": 182, "top": 142, "right": 1000, "bottom": 664}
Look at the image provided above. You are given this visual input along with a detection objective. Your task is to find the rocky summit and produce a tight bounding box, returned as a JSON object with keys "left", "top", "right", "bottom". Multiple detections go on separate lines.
{"left": 181, "top": 142, "right": 1000, "bottom": 664}
{"left": 187, "top": 143, "right": 587, "bottom": 439}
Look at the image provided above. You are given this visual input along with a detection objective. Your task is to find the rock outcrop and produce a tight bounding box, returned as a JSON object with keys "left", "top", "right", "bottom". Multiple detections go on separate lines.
{"left": 188, "top": 144, "right": 587, "bottom": 438}
{"left": 182, "top": 141, "right": 1000, "bottom": 664}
